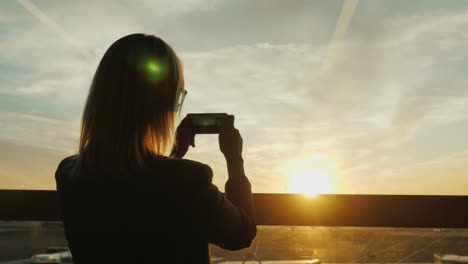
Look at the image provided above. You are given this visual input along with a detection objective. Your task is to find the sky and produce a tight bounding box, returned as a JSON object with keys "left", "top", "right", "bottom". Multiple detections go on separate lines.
{"left": 1, "top": 0, "right": 468, "bottom": 194}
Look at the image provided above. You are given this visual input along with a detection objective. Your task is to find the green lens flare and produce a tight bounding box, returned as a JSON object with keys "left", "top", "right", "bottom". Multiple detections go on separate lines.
{"left": 147, "top": 62, "right": 161, "bottom": 73}
{"left": 143, "top": 59, "right": 168, "bottom": 83}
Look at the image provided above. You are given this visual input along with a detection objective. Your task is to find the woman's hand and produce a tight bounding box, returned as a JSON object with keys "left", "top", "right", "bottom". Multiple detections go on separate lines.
{"left": 170, "top": 116, "right": 195, "bottom": 158}
{"left": 219, "top": 115, "right": 243, "bottom": 162}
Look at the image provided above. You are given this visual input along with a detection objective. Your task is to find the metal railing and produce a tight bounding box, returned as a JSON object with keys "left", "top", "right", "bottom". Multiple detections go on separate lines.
{"left": 1, "top": 190, "right": 468, "bottom": 227}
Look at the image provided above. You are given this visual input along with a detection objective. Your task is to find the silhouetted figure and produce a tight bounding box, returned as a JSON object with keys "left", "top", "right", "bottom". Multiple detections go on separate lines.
{"left": 55, "top": 33, "right": 256, "bottom": 264}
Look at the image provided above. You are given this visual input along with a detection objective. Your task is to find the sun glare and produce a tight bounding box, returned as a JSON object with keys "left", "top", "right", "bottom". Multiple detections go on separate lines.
{"left": 279, "top": 154, "right": 339, "bottom": 196}
{"left": 288, "top": 168, "right": 331, "bottom": 197}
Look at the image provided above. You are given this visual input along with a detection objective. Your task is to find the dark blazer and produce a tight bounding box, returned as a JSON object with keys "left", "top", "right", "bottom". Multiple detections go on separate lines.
{"left": 55, "top": 154, "right": 256, "bottom": 264}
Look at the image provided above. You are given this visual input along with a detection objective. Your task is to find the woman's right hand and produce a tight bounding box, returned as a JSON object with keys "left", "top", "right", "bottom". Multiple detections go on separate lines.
{"left": 218, "top": 115, "right": 243, "bottom": 161}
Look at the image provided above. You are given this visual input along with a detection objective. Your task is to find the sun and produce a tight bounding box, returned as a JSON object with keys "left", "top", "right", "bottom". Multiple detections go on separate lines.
{"left": 279, "top": 154, "right": 338, "bottom": 196}
{"left": 287, "top": 167, "right": 332, "bottom": 197}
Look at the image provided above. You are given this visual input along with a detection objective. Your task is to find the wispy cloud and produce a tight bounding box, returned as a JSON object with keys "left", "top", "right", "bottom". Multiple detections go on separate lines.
{"left": 17, "top": 0, "right": 94, "bottom": 60}
{"left": 321, "top": 0, "right": 359, "bottom": 72}
{"left": 1, "top": 1, "right": 468, "bottom": 193}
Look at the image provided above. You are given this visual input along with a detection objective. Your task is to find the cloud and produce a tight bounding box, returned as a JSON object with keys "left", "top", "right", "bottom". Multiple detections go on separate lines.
{"left": 0, "top": 110, "right": 80, "bottom": 153}
{"left": 1, "top": 1, "right": 468, "bottom": 193}
{"left": 178, "top": 7, "right": 468, "bottom": 193}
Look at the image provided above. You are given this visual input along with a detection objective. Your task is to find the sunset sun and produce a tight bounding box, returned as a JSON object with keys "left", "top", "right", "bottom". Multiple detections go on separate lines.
{"left": 287, "top": 167, "right": 332, "bottom": 197}
{"left": 279, "top": 154, "right": 339, "bottom": 196}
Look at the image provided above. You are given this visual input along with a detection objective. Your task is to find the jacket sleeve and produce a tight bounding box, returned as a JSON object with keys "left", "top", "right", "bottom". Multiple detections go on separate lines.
{"left": 199, "top": 164, "right": 257, "bottom": 250}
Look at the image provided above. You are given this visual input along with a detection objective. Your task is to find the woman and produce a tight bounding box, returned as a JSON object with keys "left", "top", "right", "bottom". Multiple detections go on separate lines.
{"left": 55, "top": 33, "right": 256, "bottom": 264}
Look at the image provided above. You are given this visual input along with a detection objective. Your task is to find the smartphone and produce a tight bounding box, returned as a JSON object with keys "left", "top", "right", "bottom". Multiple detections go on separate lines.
{"left": 186, "top": 113, "right": 228, "bottom": 134}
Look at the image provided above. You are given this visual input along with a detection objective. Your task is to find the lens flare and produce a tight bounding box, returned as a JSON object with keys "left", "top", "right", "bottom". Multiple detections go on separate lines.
{"left": 143, "top": 59, "right": 168, "bottom": 83}
{"left": 147, "top": 61, "right": 161, "bottom": 73}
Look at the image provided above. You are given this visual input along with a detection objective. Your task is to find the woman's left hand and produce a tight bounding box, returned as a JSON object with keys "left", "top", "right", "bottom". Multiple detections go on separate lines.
{"left": 170, "top": 116, "right": 195, "bottom": 158}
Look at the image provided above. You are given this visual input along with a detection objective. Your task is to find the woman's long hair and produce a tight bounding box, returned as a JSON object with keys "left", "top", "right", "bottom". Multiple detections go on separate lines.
{"left": 76, "top": 33, "right": 184, "bottom": 176}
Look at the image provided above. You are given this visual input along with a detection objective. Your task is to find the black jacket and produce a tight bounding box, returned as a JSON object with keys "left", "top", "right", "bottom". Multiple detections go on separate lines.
{"left": 55, "top": 154, "right": 256, "bottom": 264}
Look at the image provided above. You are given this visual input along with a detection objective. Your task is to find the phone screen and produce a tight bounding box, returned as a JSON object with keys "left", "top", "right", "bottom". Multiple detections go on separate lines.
{"left": 187, "top": 113, "right": 227, "bottom": 134}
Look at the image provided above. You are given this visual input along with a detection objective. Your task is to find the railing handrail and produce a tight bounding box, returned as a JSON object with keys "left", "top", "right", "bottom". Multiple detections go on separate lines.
{"left": 2, "top": 190, "right": 468, "bottom": 227}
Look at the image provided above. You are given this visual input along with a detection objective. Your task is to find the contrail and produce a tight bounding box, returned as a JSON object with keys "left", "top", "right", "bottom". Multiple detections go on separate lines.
{"left": 321, "top": 0, "right": 359, "bottom": 73}
{"left": 17, "top": 0, "right": 93, "bottom": 60}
